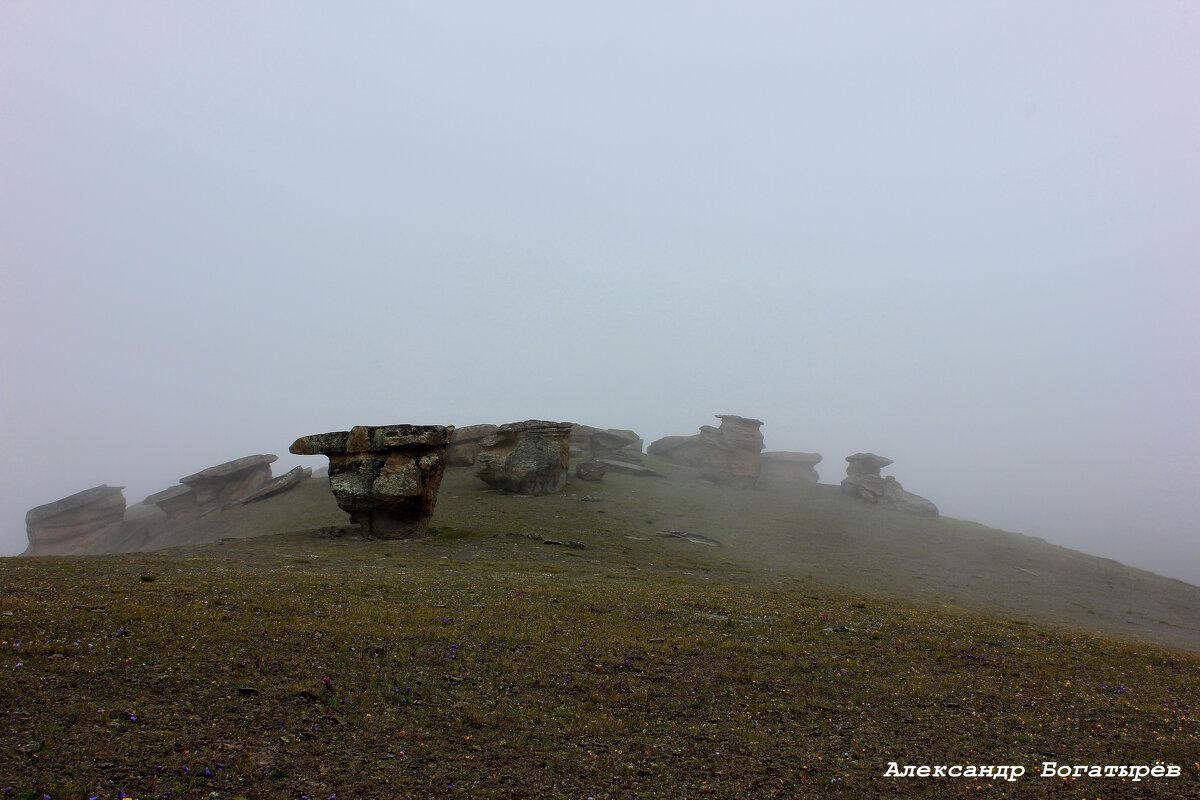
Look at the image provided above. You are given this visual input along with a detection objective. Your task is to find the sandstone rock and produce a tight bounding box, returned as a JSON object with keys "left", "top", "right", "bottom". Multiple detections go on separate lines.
{"left": 575, "top": 460, "right": 608, "bottom": 482}
{"left": 448, "top": 424, "right": 499, "bottom": 466}
{"left": 474, "top": 420, "right": 573, "bottom": 495}
{"left": 144, "top": 484, "right": 199, "bottom": 524}
{"left": 840, "top": 453, "right": 938, "bottom": 517}
{"left": 570, "top": 425, "right": 643, "bottom": 462}
{"left": 25, "top": 485, "right": 127, "bottom": 556}
{"left": 237, "top": 466, "right": 312, "bottom": 505}
{"left": 647, "top": 434, "right": 702, "bottom": 466}
{"left": 698, "top": 415, "right": 764, "bottom": 489}
{"left": 760, "top": 451, "right": 823, "bottom": 483}
{"left": 180, "top": 454, "right": 277, "bottom": 510}
{"left": 290, "top": 425, "right": 453, "bottom": 538}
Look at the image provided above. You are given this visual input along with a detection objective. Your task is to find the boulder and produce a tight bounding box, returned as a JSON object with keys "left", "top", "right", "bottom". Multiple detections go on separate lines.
{"left": 180, "top": 454, "right": 277, "bottom": 511}
{"left": 646, "top": 434, "right": 702, "bottom": 466}
{"left": 840, "top": 453, "right": 938, "bottom": 517}
{"left": 474, "top": 420, "right": 573, "bottom": 495}
{"left": 448, "top": 424, "right": 499, "bottom": 466}
{"left": 290, "top": 424, "right": 453, "bottom": 538}
{"left": 575, "top": 460, "right": 608, "bottom": 482}
{"left": 760, "top": 451, "right": 823, "bottom": 484}
{"left": 25, "top": 485, "right": 127, "bottom": 556}
{"left": 698, "top": 415, "right": 765, "bottom": 489}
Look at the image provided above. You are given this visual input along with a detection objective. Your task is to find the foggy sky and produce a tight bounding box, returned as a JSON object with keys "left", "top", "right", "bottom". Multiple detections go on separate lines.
{"left": 2, "top": 2, "right": 1197, "bottom": 583}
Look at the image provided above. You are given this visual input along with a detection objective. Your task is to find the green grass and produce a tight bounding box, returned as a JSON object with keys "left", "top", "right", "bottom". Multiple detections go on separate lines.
{"left": 2, "top": 526, "right": 1198, "bottom": 799}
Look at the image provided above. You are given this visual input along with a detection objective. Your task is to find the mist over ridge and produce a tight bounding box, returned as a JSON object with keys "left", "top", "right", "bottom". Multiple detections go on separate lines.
{"left": 1, "top": 2, "right": 1196, "bottom": 585}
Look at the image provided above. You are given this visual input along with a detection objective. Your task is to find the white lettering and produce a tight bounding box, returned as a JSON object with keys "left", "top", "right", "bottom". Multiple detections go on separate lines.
{"left": 1131, "top": 766, "right": 1151, "bottom": 782}
{"left": 947, "top": 765, "right": 962, "bottom": 777}
{"left": 1150, "top": 764, "right": 1165, "bottom": 777}
{"left": 1041, "top": 762, "right": 1058, "bottom": 777}
{"left": 916, "top": 766, "right": 931, "bottom": 777}
{"left": 884, "top": 762, "right": 901, "bottom": 777}
{"left": 1167, "top": 766, "right": 1181, "bottom": 777}
{"left": 931, "top": 766, "right": 946, "bottom": 777}
{"left": 1088, "top": 766, "right": 1102, "bottom": 777}
{"left": 1104, "top": 766, "right": 1121, "bottom": 777}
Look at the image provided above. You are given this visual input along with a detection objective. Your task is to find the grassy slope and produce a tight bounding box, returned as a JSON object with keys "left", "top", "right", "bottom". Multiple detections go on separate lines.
{"left": 2, "top": 463, "right": 1198, "bottom": 798}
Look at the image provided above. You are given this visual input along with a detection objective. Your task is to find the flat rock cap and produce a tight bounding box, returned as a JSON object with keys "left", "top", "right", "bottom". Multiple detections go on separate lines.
{"left": 26, "top": 485, "right": 126, "bottom": 526}
{"left": 846, "top": 452, "right": 893, "bottom": 469}
{"left": 291, "top": 425, "right": 453, "bottom": 455}
{"left": 181, "top": 454, "right": 277, "bottom": 485}
{"left": 715, "top": 414, "right": 764, "bottom": 427}
{"left": 144, "top": 484, "right": 194, "bottom": 505}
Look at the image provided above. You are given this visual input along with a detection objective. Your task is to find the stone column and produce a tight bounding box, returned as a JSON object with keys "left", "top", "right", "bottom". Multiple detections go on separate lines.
{"left": 290, "top": 424, "right": 453, "bottom": 538}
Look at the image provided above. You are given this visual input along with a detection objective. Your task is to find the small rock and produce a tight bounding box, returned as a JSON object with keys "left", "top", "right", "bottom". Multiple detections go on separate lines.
{"left": 17, "top": 742, "right": 41, "bottom": 754}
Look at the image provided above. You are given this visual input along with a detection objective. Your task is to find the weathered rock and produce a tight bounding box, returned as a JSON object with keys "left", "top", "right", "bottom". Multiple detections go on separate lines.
{"left": 474, "top": 420, "right": 573, "bottom": 495}
{"left": 237, "top": 466, "right": 312, "bottom": 505}
{"left": 25, "top": 485, "right": 127, "bottom": 556}
{"left": 290, "top": 424, "right": 453, "bottom": 538}
{"left": 760, "top": 451, "right": 823, "bottom": 483}
{"left": 698, "top": 415, "right": 764, "bottom": 489}
{"left": 840, "top": 453, "right": 938, "bottom": 517}
{"left": 570, "top": 425, "right": 643, "bottom": 462}
{"left": 448, "top": 424, "right": 499, "bottom": 466}
{"left": 575, "top": 460, "right": 608, "bottom": 482}
{"left": 647, "top": 434, "right": 702, "bottom": 466}
{"left": 144, "top": 484, "right": 199, "bottom": 523}
{"left": 180, "top": 454, "right": 278, "bottom": 511}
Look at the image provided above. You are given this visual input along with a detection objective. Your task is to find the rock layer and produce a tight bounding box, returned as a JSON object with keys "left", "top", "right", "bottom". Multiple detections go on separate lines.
{"left": 474, "top": 420, "right": 573, "bottom": 495}
{"left": 290, "top": 425, "right": 453, "bottom": 538}
{"left": 25, "top": 485, "right": 127, "bottom": 556}
{"left": 840, "top": 453, "right": 938, "bottom": 517}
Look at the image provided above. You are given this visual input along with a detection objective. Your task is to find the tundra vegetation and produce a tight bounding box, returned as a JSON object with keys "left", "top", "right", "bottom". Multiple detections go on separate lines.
{"left": 2, "top": 462, "right": 1198, "bottom": 798}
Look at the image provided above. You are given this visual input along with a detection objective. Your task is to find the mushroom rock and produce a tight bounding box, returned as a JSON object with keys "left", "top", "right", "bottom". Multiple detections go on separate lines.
{"left": 180, "top": 454, "right": 278, "bottom": 510}
{"left": 290, "top": 425, "right": 453, "bottom": 538}
{"left": 698, "top": 415, "right": 765, "bottom": 489}
{"left": 474, "top": 420, "right": 573, "bottom": 495}
{"left": 447, "top": 424, "right": 499, "bottom": 466}
{"left": 646, "top": 434, "right": 702, "bottom": 466}
{"left": 840, "top": 453, "right": 938, "bottom": 517}
{"left": 24, "top": 485, "right": 127, "bottom": 556}
{"left": 760, "top": 452, "right": 823, "bottom": 484}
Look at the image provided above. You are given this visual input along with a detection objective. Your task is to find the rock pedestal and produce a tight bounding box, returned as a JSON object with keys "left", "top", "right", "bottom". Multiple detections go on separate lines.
{"left": 25, "top": 485, "right": 127, "bottom": 556}
{"left": 448, "top": 424, "right": 499, "bottom": 466}
{"left": 290, "top": 425, "right": 453, "bottom": 538}
{"left": 145, "top": 454, "right": 279, "bottom": 521}
{"left": 698, "top": 415, "right": 765, "bottom": 489}
{"left": 840, "top": 453, "right": 938, "bottom": 517}
{"left": 474, "top": 420, "right": 573, "bottom": 495}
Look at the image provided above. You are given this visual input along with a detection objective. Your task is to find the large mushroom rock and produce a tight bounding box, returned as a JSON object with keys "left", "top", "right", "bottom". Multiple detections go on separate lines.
{"left": 180, "top": 454, "right": 278, "bottom": 511}
{"left": 570, "top": 425, "right": 644, "bottom": 462}
{"left": 840, "top": 453, "right": 938, "bottom": 517}
{"left": 290, "top": 425, "right": 453, "bottom": 538}
{"left": 24, "top": 485, "right": 127, "bottom": 556}
{"left": 447, "top": 424, "right": 499, "bottom": 466}
{"left": 646, "top": 434, "right": 702, "bottom": 466}
{"left": 760, "top": 451, "right": 823, "bottom": 483}
{"left": 698, "top": 415, "right": 765, "bottom": 489}
{"left": 474, "top": 420, "right": 573, "bottom": 495}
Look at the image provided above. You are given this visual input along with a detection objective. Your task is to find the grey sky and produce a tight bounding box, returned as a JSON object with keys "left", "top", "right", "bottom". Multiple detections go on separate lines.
{"left": 2, "top": 2, "right": 1197, "bottom": 582}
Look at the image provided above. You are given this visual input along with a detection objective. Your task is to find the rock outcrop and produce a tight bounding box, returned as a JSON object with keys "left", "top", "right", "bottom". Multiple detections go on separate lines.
{"left": 647, "top": 434, "right": 702, "bottom": 466}
{"left": 840, "top": 453, "right": 938, "bottom": 517}
{"left": 760, "top": 451, "right": 822, "bottom": 483}
{"left": 448, "top": 424, "right": 499, "bottom": 466}
{"left": 570, "top": 425, "right": 643, "bottom": 462}
{"left": 698, "top": 415, "right": 765, "bottom": 489}
{"left": 145, "top": 454, "right": 279, "bottom": 521}
{"left": 474, "top": 420, "right": 573, "bottom": 495}
{"left": 575, "top": 460, "right": 608, "bottom": 482}
{"left": 25, "top": 485, "right": 127, "bottom": 556}
{"left": 290, "top": 425, "right": 453, "bottom": 538}
{"left": 237, "top": 465, "right": 312, "bottom": 505}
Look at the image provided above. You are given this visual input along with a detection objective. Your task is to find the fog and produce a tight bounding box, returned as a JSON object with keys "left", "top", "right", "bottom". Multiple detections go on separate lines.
{"left": 2, "top": 3, "right": 1197, "bottom": 583}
